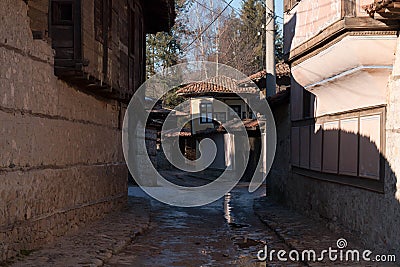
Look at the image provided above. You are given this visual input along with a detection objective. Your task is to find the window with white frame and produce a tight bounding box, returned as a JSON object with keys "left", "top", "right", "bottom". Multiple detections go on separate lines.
{"left": 200, "top": 103, "right": 213, "bottom": 123}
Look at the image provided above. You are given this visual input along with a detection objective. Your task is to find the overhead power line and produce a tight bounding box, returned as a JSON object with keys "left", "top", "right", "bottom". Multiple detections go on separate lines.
{"left": 192, "top": 0, "right": 232, "bottom": 20}
{"left": 220, "top": 0, "right": 283, "bottom": 25}
{"left": 220, "top": 0, "right": 241, "bottom": 15}
{"left": 182, "top": 0, "right": 234, "bottom": 52}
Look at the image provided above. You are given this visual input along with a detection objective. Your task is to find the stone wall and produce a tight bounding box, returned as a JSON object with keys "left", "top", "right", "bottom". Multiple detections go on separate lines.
{"left": 278, "top": 168, "right": 400, "bottom": 255}
{"left": 0, "top": 0, "right": 127, "bottom": 261}
{"left": 146, "top": 128, "right": 158, "bottom": 169}
{"left": 387, "top": 36, "right": 400, "bottom": 204}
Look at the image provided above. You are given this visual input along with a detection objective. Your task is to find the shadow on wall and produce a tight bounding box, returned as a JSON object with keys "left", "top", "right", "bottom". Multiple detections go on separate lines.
{"left": 286, "top": 128, "right": 399, "bottom": 258}
{"left": 278, "top": 8, "right": 400, "bottom": 255}
{"left": 271, "top": 9, "right": 400, "bottom": 255}
{"left": 282, "top": 12, "right": 296, "bottom": 62}
{"left": 269, "top": 80, "right": 400, "bottom": 257}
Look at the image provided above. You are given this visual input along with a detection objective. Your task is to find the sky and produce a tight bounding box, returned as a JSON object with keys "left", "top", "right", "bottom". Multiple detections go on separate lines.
{"left": 231, "top": 0, "right": 283, "bottom": 14}
{"left": 231, "top": 0, "right": 284, "bottom": 26}
{"left": 183, "top": 0, "right": 284, "bottom": 61}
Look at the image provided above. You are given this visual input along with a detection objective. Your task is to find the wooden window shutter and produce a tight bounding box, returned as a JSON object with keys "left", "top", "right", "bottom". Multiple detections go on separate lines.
{"left": 94, "top": 0, "right": 103, "bottom": 42}
{"left": 94, "top": 0, "right": 111, "bottom": 43}
{"left": 128, "top": 7, "right": 135, "bottom": 94}
{"left": 50, "top": 0, "right": 77, "bottom": 62}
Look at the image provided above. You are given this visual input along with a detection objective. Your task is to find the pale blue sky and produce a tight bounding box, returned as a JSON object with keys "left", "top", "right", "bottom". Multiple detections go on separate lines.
{"left": 231, "top": 0, "right": 284, "bottom": 26}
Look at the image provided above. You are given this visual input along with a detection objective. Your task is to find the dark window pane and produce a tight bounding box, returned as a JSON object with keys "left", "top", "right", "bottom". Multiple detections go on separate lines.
{"left": 52, "top": 2, "right": 73, "bottom": 25}
{"left": 229, "top": 105, "right": 241, "bottom": 119}
{"left": 59, "top": 3, "right": 73, "bottom": 21}
{"left": 214, "top": 112, "right": 226, "bottom": 123}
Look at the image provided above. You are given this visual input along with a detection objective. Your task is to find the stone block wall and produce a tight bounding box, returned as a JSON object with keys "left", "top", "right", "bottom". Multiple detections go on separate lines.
{"left": 145, "top": 128, "right": 158, "bottom": 169}
{"left": 0, "top": 0, "right": 127, "bottom": 261}
{"left": 388, "top": 37, "right": 400, "bottom": 203}
{"left": 278, "top": 170, "right": 400, "bottom": 256}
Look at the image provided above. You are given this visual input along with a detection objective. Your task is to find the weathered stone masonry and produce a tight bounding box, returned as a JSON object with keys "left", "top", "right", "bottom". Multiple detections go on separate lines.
{"left": 0, "top": 0, "right": 127, "bottom": 260}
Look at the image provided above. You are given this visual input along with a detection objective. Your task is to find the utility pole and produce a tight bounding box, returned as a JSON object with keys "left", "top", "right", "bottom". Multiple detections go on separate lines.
{"left": 215, "top": 6, "right": 220, "bottom": 76}
{"left": 259, "top": 24, "right": 265, "bottom": 71}
{"left": 266, "top": 0, "right": 276, "bottom": 97}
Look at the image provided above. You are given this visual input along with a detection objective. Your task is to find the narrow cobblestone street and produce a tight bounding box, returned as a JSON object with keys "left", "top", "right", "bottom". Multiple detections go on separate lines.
{"left": 9, "top": 171, "right": 397, "bottom": 266}
{"left": 105, "top": 175, "right": 294, "bottom": 266}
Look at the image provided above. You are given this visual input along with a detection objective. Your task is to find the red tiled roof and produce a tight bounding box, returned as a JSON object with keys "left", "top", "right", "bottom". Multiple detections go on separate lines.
{"left": 177, "top": 75, "right": 259, "bottom": 96}
{"left": 162, "top": 127, "right": 192, "bottom": 137}
{"left": 244, "top": 119, "right": 260, "bottom": 128}
{"left": 196, "top": 119, "right": 260, "bottom": 135}
{"left": 163, "top": 119, "right": 260, "bottom": 137}
{"left": 242, "top": 62, "right": 291, "bottom": 83}
{"left": 246, "top": 70, "right": 267, "bottom": 81}
{"left": 216, "top": 119, "right": 260, "bottom": 131}
{"left": 177, "top": 63, "right": 290, "bottom": 96}
{"left": 276, "top": 62, "right": 291, "bottom": 77}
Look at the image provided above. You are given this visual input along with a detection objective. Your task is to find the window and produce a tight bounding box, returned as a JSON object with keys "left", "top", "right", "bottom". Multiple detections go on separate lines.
{"left": 200, "top": 103, "right": 213, "bottom": 123}
{"left": 128, "top": 5, "right": 145, "bottom": 93}
{"left": 94, "top": 0, "right": 111, "bottom": 43}
{"left": 94, "top": 0, "right": 102, "bottom": 41}
{"left": 229, "top": 105, "right": 242, "bottom": 119}
{"left": 291, "top": 85, "right": 315, "bottom": 121}
{"left": 129, "top": 8, "right": 136, "bottom": 54}
{"left": 49, "top": 0, "right": 138, "bottom": 100}
{"left": 242, "top": 111, "right": 255, "bottom": 119}
{"left": 214, "top": 112, "right": 226, "bottom": 123}
{"left": 291, "top": 107, "right": 385, "bottom": 192}
{"left": 52, "top": 1, "right": 73, "bottom": 25}
{"left": 50, "top": 0, "right": 76, "bottom": 61}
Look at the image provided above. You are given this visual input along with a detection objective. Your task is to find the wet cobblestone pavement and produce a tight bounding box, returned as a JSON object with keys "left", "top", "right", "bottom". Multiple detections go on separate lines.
{"left": 253, "top": 199, "right": 398, "bottom": 267}
{"left": 105, "top": 171, "right": 299, "bottom": 267}
{"left": 8, "top": 170, "right": 397, "bottom": 266}
{"left": 9, "top": 198, "right": 151, "bottom": 267}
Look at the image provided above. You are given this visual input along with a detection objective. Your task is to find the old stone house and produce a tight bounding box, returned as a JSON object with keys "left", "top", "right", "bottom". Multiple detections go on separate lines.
{"left": 268, "top": 0, "right": 400, "bottom": 258}
{"left": 0, "top": 0, "right": 175, "bottom": 261}
{"left": 171, "top": 66, "right": 290, "bottom": 180}
{"left": 175, "top": 75, "right": 261, "bottom": 174}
